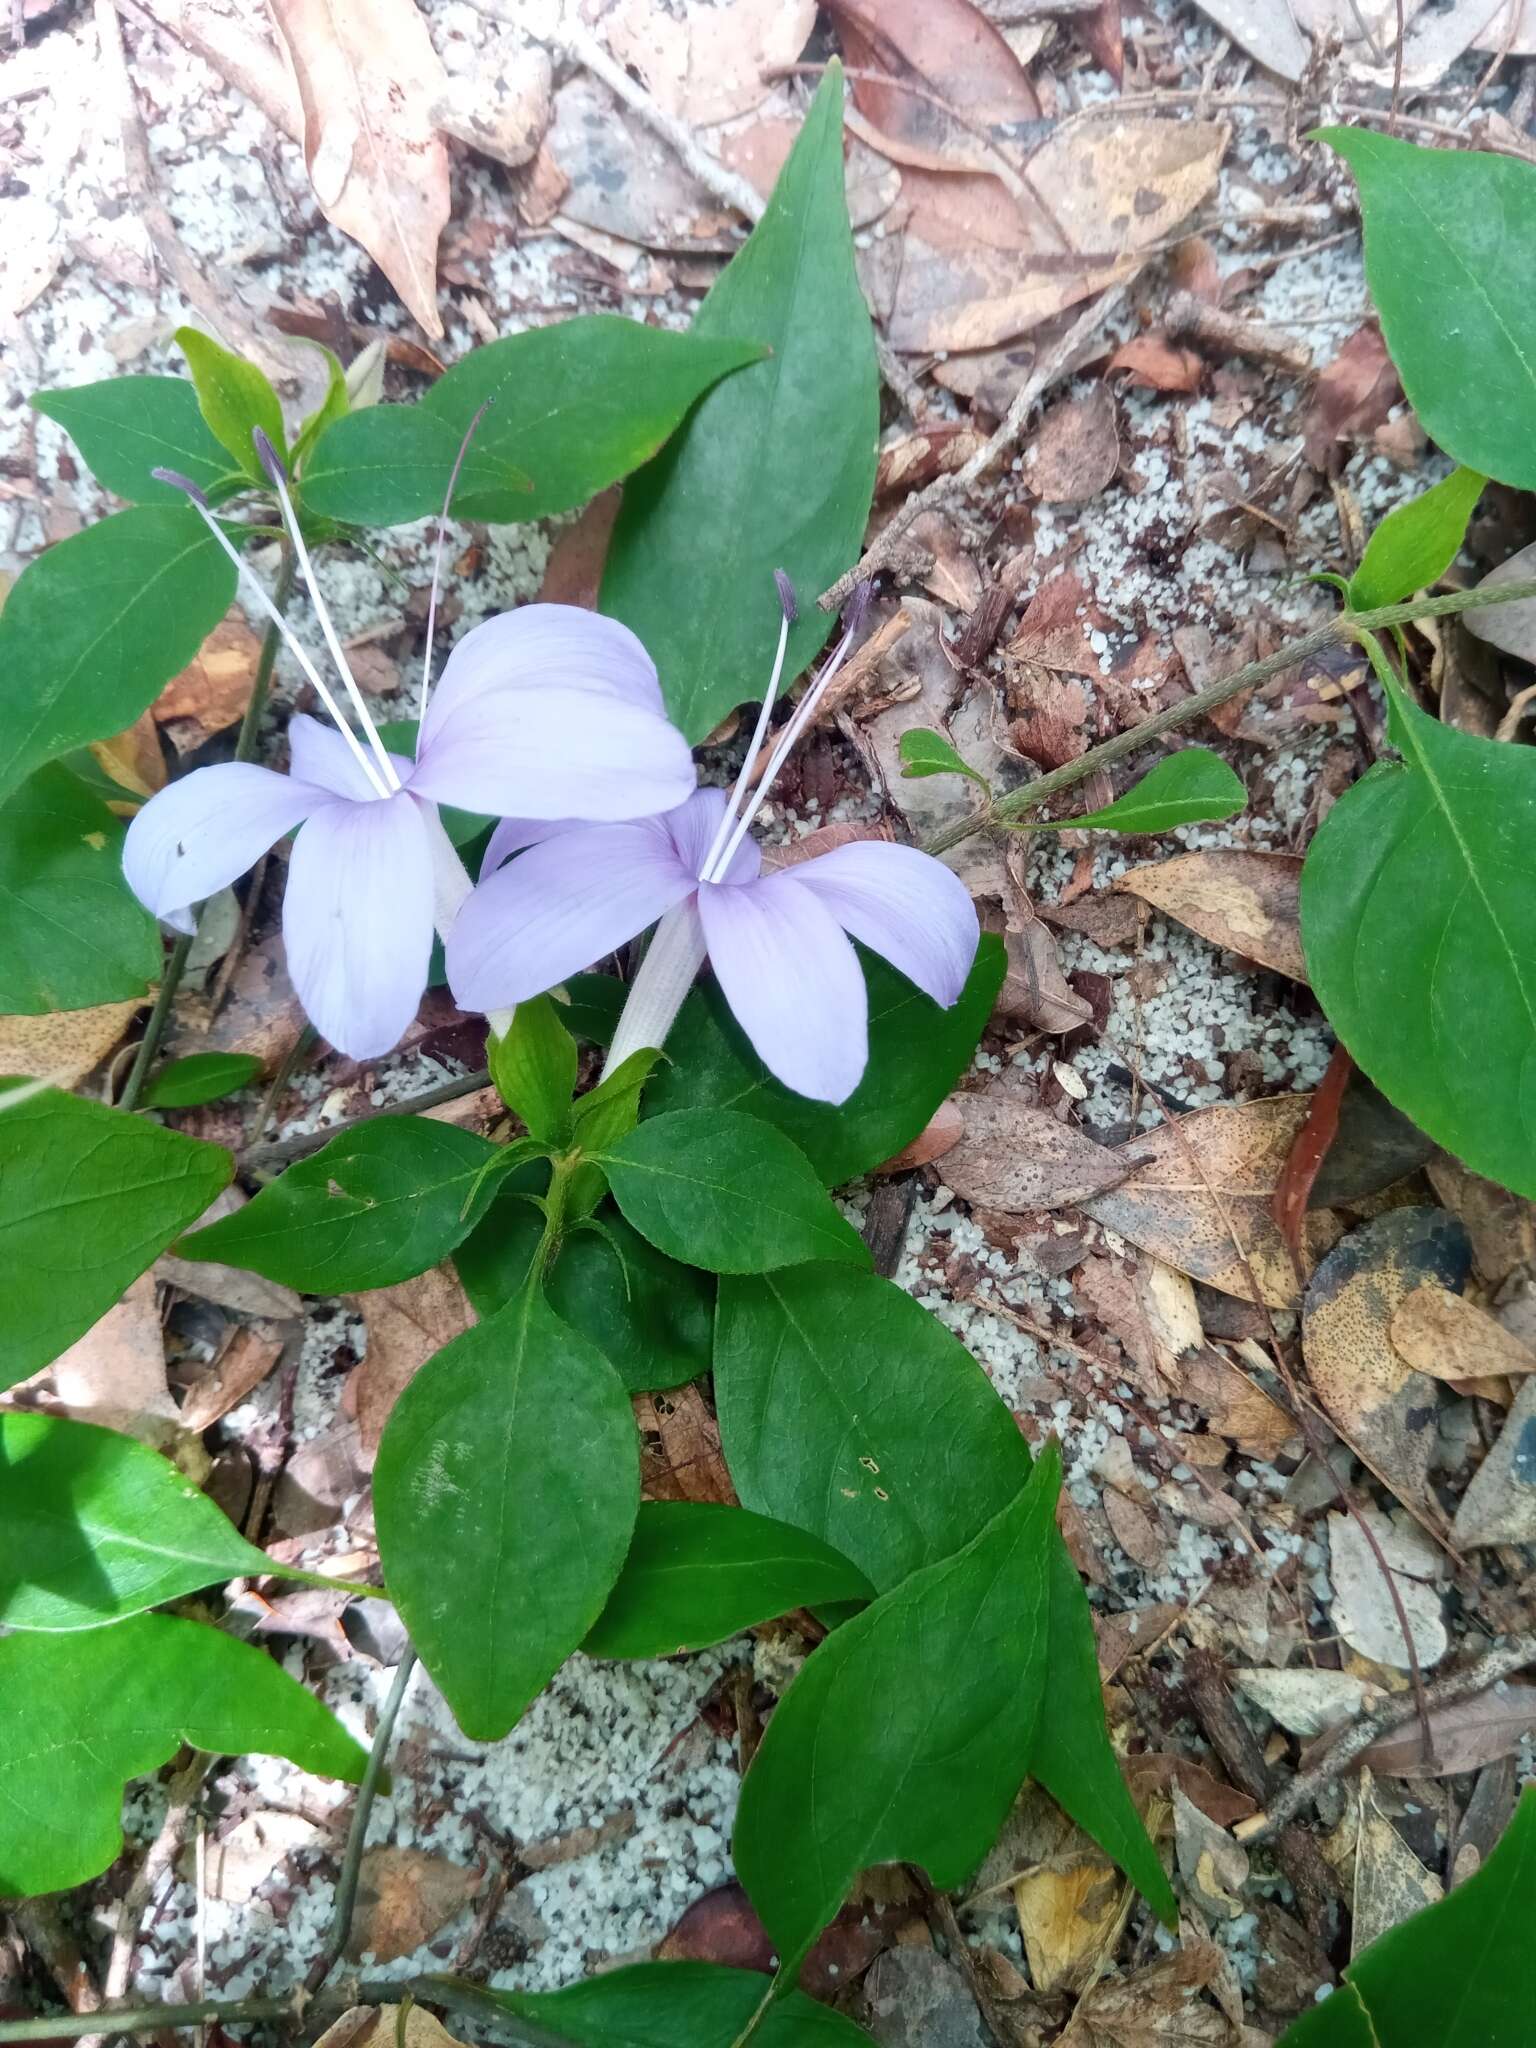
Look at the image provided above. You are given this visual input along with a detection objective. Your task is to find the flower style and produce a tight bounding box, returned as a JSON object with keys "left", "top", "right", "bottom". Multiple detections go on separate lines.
{"left": 446, "top": 581, "right": 980, "bottom": 1103}
{"left": 124, "top": 438, "right": 695, "bottom": 1060}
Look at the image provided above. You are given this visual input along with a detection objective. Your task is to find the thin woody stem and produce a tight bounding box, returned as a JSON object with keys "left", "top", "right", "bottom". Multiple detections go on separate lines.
{"left": 0, "top": 1982, "right": 575, "bottom": 2046}
{"left": 921, "top": 578, "right": 1536, "bottom": 857}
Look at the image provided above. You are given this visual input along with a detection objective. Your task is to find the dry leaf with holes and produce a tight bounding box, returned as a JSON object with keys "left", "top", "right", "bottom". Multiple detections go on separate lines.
{"left": 351, "top": 1265, "right": 475, "bottom": 1457}
{"left": 1451, "top": 1374, "right": 1536, "bottom": 1549}
{"left": 268, "top": 0, "right": 450, "bottom": 337}
{"left": 1234, "top": 1667, "right": 1380, "bottom": 1739}
{"left": 942, "top": 1086, "right": 1137, "bottom": 1211}
{"left": 153, "top": 611, "right": 263, "bottom": 751}
{"left": 346, "top": 1847, "right": 479, "bottom": 1963}
{"left": 635, "top": 1385, "right": 736, "bottom": 1505}
{"left": 1083, "top": 1095, "right": 1315, "bottom": 1307}
{"left": 1357, "top": 1680, "right": 1536, "bottom": 1779}
{"left": 1390, "top": 1281, "right": 1536, "bottom": 1395}
{"left": 0, "top": 1001, "right": 142, "bottom": 1089}
{"left": 1113, "top": 850, "right": 1305, "bottom": 980}
{"left": 1303, "top": 1208, "right": 1467, "bottom": 1516}
{"left": 1327, "top": 1506, "right": 1447, "bottom": 1670}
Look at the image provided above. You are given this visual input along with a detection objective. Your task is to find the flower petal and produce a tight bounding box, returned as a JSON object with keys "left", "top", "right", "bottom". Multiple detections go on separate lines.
{"left": 282, "top": 792, "right": 434, "bottom": 1059}
{"left": 288, "top": 712, "right": 411, "bottom": 801}
{"left": 123, "top": 762, "right": 324, "bottom": 927}
{"left": 410, "top": 684, "right": 696, "bottom": 823}
{"left": 479, "top": 815, "right": 583, "bottom": 879}
{"left": 420, "top": 605, "right": 664, "bottom": 753}
{"left": 788, "top": 841, "right": 979, "bottom": 1006}
{"left": 664, "top": 787, "right": 762, "bottom": 884}
{"left": 446, "top": 821, "right": 696, "bottom": 1014}
{"left": 697, "top": 873, "right": 869, "bottom": 1104}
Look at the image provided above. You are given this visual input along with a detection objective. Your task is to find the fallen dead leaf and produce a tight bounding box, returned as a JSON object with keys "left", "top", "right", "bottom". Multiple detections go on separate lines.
{"left": 830, "top": 0, "right": 1042, "bottom": 174}
{"left": 158, "top": 1187, "right": 304, "bottom": 1322}
{"left": 1303, "top": 1207, "right": 1469, "bottom": 1515}
{"left": 1024, "top": 385, "right": 1121, "bottom": 505}
{"left": 1424, "top": 1152, "right": 1536, "bottom": 1288}
{"left": 206, "top": 1810, "right": 326, "bottom": 1904}
{"left": 1357, "top": 1679, "right": 1536, "bottom": 1779}
{"left": 347, "top": 1846, "right": 479, "bottom": 1963}
{"left": 1072, "top": 1937, "right": 1240, "bottom": 2047}
{"left": 1234, "top": 1667, "right": 1380, "bottom": 1739}
{"left": 996, "top": 905, "right": 1092, "bottom": 1036}
{"left": 875, "top": 1096, "right": 964, "bottom": 1174}
{"left": 1451, "top": 1373, "right": 1536, "bottom": 1549}
{"left": 1181, "top": 1346, "right": 1299, "bottom": 1459}
{"left": 660, "top": 1879, "right": 899, "bottom": 2002}
{"left": 90, "top": 709, "right": 166, "bottom": 801}
{"left": 1390, "top": 1281, "right": 1536, "bottom": 1393}
{"left": 351, "top": 1265, "right": 475, "bottom": 1458}
{"left": 1006, "top": 666, "right": 1091, "bottom": 771}
{"left": 942, "top": 1086, "right": 1138, "bottom": 1210}
{"left": 0, "top": 1001, "right": 143, "bottom": 1089}
{"left": 314, "top": 2011, "right": 467, "bottom": 2048}
{"left": 1463, "top": 539, "right": 1536, "bottom": 664}
{"left": 1113, "top": 849, "right": 1305, "bottom": 981}
{"left": 538, "top": 487, "right": 621, "bottom": 609}
{"left": 1344, "top": 1771, "right": 1442, "bottom": 1958}
{"left": 1301, "top": 325, "right": 1401, "bottom": 469}
{"left": 1173, "top": 1783, "right": 1249, "bottom": 1920}
{"left": 635, "top": 1384, "right": 736, "bottom": 1505}
{"left": 192, "top": 934, "right": 305, "bottom": 1071}
{"left": 1103, "top": 1487, "right": 1164, "bottom": 1571}
{"left": 179, "top": 1322, "right": 289, "bottom": 1433}
{"left": 1083, "top": 1096, "right": 1317, "bottom": 1307}
{"left": 50, "top": 1274, "right": 202, "bottom": 1468}
{"left": 153, "top": 611, "right": 263, "bottom": 751}
{"left": 600, "top": 0, "right": 816, "bottom": 126}
{"left": 1127, "top": 1753, "right": 1257, "bottom": 1830}
{"left": 980, "top": 1788, "right": 1137, "bottom": 1996}
{"left": 1327, "top": 1506, "right": 1447, "bottom": 1670}
{"left": 547, "top": 77, "right": 735, "bottom": 252}
{"left": 1106, "top": 333, "right": 1205, "bottom": 393}
{"left": 268, "top": 0, "right": 451, "bottom": 337}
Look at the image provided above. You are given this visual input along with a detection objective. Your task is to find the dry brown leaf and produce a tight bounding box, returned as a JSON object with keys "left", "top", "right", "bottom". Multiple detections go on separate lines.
{"left": 346, "top": 1846, "right": 479, "bottom": 1963}
{"left": 1083, "top": 1096, "right": 1315, "bottom": 1307}
{"left": 314, "top": 2010, "right": 467, "bottom": 2048}
{"left": 942, "top": 1085, "right": 1138, "bottom": 1210}
{"left": 1024, "top": 385, "right": 1121, "bottom": 505}
{"left": 538, "top": 487, "right": 621, "bottom": 609}
{"left": 0, "top": 1001, "right": 142, "bottom": 1088}
{"left": 876, "top": 1096, "right": 964, "bottom": 1174}
{"left": 193, "top": 934, "right": 304, "bottom": 1070}
{"left": 269, "top": 0, "right": 451, "bottom": 337}
{"left": 49, "top": 1274, "right": 194, "bottom": 1462}
{"left": 635, "top": 1384, "right": 736, "bottom": 1504}
{"left": 996, "top": 910, "right": 1092, "bottom": 1036}
{"left": 179, "top": 1322, "right": 288, "bottom": 1433}
{"left": 1303, "top": 1207, "right": 1467, "bottom": 1514}
{"left": 1301, "top": 326, "right": 1401, "bottom": 469}
{"left": 153, "top": 611, "right": 262, "bottom": 751}
{"left": 351, "top": 1265, "right": 475, "bottom": 1457}
{"left": 1126, "top": 1754, "right": 1256, "bottom": 1830}
{"left": 1328, "top": 1506, "right": 1447, "bottom": 1670}
{"left": 1451, "top": 1373, "right": 1536, "bottom": 1549}
{"left": 1106, "top": 333, "right": 1205, "bottom": 393}
{"left": 831, "top": 0, "right": 1041, "bottom": 169}
{"left": 90, "top": 709, "right": 165, "bottom": 801}
{"left": 1072, "top": 1937, "right": 1240, "bottom": 2047}
{"left": 1346, "top": 1771, "right": 1442, "bottom": 1958}
{"left": 1181, "top": 1346, "right": 1299, "bottom": 1459}
{"left": 1173, "top": 1783, "right": 1249, "bottom": 1920}
{"left": 601, "top": 0, "right": 816, "bottom": 126}
{"left": 1113, "top": 849, "right": 1305, "bottom": 981}
{"left": 1423, "top": 1152, "right": 1536, "bottom": 1287}
{"left": 1103, "top": 1487, "right": 1164, "bottom": 1571}
{"left": 547, "top": 77, "right": 735, "bottom": 252}
{"left": 1358, "top": 1679, "right": 1536, "bottom": 1779}
{"left": 1390, "top": 1281, "right": 1536, "bottom": 1391}
{"left": 990, "top": 1789, "right": 1136, "bottom": 1996}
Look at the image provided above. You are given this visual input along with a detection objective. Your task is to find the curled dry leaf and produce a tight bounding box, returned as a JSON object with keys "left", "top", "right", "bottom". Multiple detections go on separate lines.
{"left": 346, "top": 1846, "right": 479, "bottom": 1963}
{"left": 0, "top": 1001, "right": 142, "bottom": 1089}
{"left": 1451, "top": 1374, "right": 1536, "bottom": 1549}
{"left": 1390, "top": 1281, "right": 1536, "bottom": 1392}
{"left": 942, "top": 1085, "right": 1138, "bottom": 1211}
{"left": 1327, "top": 1505, "right": 1448, "bottom": 1670}
{"left": 352, "top": 1264, "right": 475, "bottom": 1458}
{"left": 153, "top": 610, "right": 262, "bottom": 752}
{"left": 1345, "top": 1771, "right": 1442, "bottom": 1958}
{"left": 1082, "top": 1095, "right": 1316, "bottom": 1307}
{"left": 1106, "top": 333, "right": 1205, "bottom": 393}
{"left": 1181, "top": 1346, "right": 1300, "bottom": 1459}
{"left": 1024, "top": 385, "right": 1121, "bottom": 506}
{"left": 1357, "top": 1679, "right": 1536, "bottom": 1779}
{"left": 1303, "top": 1207, "right": 1470, "bottom": 1516}
{"left": 1463, "top": 539, "right": 1536, "bottom": 664}
{"left": 268, "top": 0, "right": 451, "bottom": 338}
{"left": 179, "top": 1322, "right": 288, "bottom": 1433}
{"left": 1234, "top": 1667, "right": 1381, "bottom": 1739}
{"left": 1172, "top": 1782, "right": 1249, "bottom": 1920}
{"left": 1113, "top": 849, "right": 1305, "bottom": 981}
{"left": 1301, "top": 325, "right": 1401, "bottom": 469}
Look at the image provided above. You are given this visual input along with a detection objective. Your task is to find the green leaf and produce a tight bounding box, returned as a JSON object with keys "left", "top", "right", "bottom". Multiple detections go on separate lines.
{"left": 584, "top": 1502, "right": 872, "bottom": 1660}
{"left": 31, "top": 377, "right": 234, "bottom": 504}
{"left": 601, "top": 67, "right": 879, "bottom": 742}
{"left": 456, "top": 1191, "right": 714, "bottom": 1394}
{"left": 0, "top": 505, "right": 238, "bottom": 805}
{"left": 177, "top": 1118, "right": 514, "bottom": 1292}
{"left": 175, "top": 327, "right": 287, "bottom": 479}
{"left": 1300, "top": 670, "right": 1536, "bottom": 1197}
{"left": 646, "top": 937, "right": 1004, "bottom": 1187}
{"left": 291, "top": 344, "right": 350, "bottom": 469}
{"left": 300, "top": 317, "right": 765, "bottom": 526}
{"left": 596, "top": 1110, "right": 868, "bottom": 1274}
{"left": 489, "top": 997, "right": 577, "bottom": 1144}
{"left": 1052, "top": 749, "right": 1247, "bottom": 833}
{"left": 568, "top": 1047, "right": 661, "bottom": 1217}
{"left": 1321, "top": 129, "right": 1536, "bottom": 490}
{"left": 1348, "top": 465, "right": 1486, "bottom": 610}
{"left": 141, "top": 1051, "right": 263, "bottom": 1109}
{"left": 0, "top": 765, "right": 160, "bottom": 1013}
{"left": 0, "top": 1411, "right": 288, "bottom": 1631}
{"left": 0, "top": 1613, "right": 366, "bottom": 1897}
{"left": 484, "top": 1961, "right": 870, "bottom": 2046}
{"left": 734, "top": 1452, "right": 1060, "bottom": 1983}
{"left": 1278, "top": 1787, "right": 1536, "bottom": 2047}
{"left": 0, "top": 1086, "right": 232, "bottom": 1390}
{"left": 715, "top": 1265, "right": 1176, "bottom": 1924}
{"left": 374, "top": 1290, "right": 640, "bottom": 1740}
{"left": 899, "top": 728, "right": 990, "bottom": 787}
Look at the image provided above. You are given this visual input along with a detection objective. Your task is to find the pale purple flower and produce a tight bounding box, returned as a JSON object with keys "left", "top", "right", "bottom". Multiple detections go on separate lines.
{"left": 446, "top": 583, "right": 979, "bottom": 1103}
{"left": 123, "top": 438, "right": 695, "bottom": 1059}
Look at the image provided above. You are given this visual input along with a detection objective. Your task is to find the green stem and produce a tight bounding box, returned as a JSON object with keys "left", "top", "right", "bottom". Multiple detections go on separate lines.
{"left": 241, "top": 1068, "right": 493, "bottom": 1174}
{"left": 923, "top": 577, "right": 1536, "bottom": 857}
{"left": 120, "top": 545, "right": 298, "bottom": 1114}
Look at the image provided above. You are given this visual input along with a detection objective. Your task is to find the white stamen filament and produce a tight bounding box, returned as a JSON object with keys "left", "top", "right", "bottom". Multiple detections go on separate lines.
{"left": 264, "top": 463, "right": 402, "bottom": 792}
{"left": 695, "top": 608, "right": 792, "bottom": 882}
{"left": 420, "top": 399, "right": 493, "bottom": 723}
{"left": 180, "top": 496, "right": 394, "bottom": 802}
{"left": 602, "top": 904, "right": 709, "bottom": 1081}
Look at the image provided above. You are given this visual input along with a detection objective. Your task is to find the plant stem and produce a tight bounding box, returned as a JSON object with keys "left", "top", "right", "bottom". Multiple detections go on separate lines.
{"left": 0, "top": 1980, "right": 572, "bottom": 2046}
{"left": 119, "top": 545, "right": 297, "bottom": 1114}
{"left": 922, "top": 576, "right": 1536, "bottom": 856}
{"left": 241, "top": 1069, "right": 493, "bottom": 1174}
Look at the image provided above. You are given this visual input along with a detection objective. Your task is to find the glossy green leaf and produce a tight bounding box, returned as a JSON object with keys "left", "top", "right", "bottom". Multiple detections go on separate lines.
{"left": 0, "top": 1613, "right": 366, "bottom": 1896}
{"left": 0, "top": 1411, "right": 287, "bottom": 1631}
{"left": 899, "top": 728, "right": 989, "bottom": 786}
{"left": 291, "top": 343, "right": 350, "bottom": 468}
{"left": 456, "top": 1192, "right": 714, "bottom": 1394}
{"left": 596, "top": 1110, "right": 868, "bottom": 1274}
{"left": 735, "top": 1452, "right": 1060, "bottom": 1982}
{"left": 485, "top": 1961, "right": 870, "bottom": 2046}
{"left": 141, "top": 1051, "right": 263, "bottom": 1109}
{"left": 300, "top": 317, "right": 765, "bottom": 526}
{"left": 1053, "top": 749, "right": 1247, "bottom": 833}
{"left": 1348, "top": 465, "right": 1486, "bottom": 610}
{"left": 1278, "top": 1787, "right": 1536, "bottom": 2047}
{"left": 489, "top": 997, "right": 577, "bottom": 1144}
{"left": 0, "top": 1086, "right": 232, "bottom": 1389}
{"left": 1322, "top": 129, "right": 1536, "bottom": 489}
{"left": 601, "top": 68, "right": 879, "bottom": 741}
{"left": 715, "top": 1264, "right": 1176, "bottom": 1924}
{"left": 1301, "top": 668, "right": 1536, "bottom": 1197}
{"left": 568, "top": 1047, "right": 660, "bottom": 1217}
{"left": 175, "top": 327, "right": 286, "bottom": 478}
{"left": 584, "top": 1503, "right": 872, "bottom": 1660}
{"left": 0, "top": 505, "right": 237, "bottom": 804}
{"left": 31, "top": 377, "right": 234, "bottom": 504}
{"left": 0, "top": 765, "right": 160, "bottom": 1013}
{"left": 177, "top": 1118, "right": 513, "bottom": 1292}
{"left": 645, "top": 936, "right": 1004, "bottom": 1187}
{"left": 374, "top": 1290, "right": 639, "bottom": 1740}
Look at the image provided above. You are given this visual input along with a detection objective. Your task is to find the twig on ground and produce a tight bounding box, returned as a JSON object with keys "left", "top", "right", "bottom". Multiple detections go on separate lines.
{"left": 1164, "top": 288, "right": 1312, "bottom": 375}
{"left": 0, "top": 1982, "right": 575, "bottom": 2047}
{"left": 820, "top": 281, "right": 1134, "bottom": 612}
{"left": 11, "top": 1903, "right": 101, "bottom": 2021}
{"left": 100, "top": 1758, "right": 212, "bottom": 2014}
{"left": 242, "top": 1068, "right": 493, "bottom": 1172}
{"left": 1239, "top": 1631, "right": 1536, "bottom": 1843}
